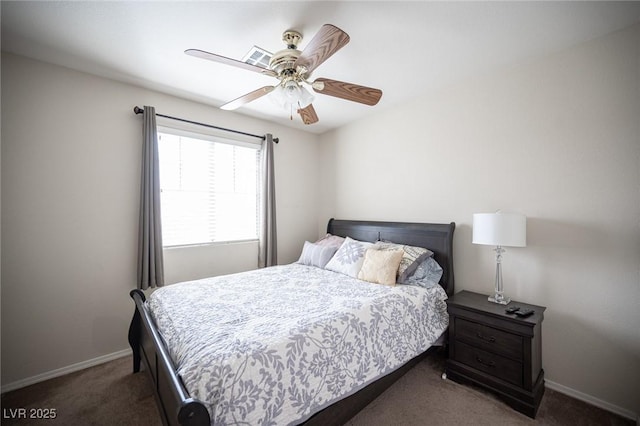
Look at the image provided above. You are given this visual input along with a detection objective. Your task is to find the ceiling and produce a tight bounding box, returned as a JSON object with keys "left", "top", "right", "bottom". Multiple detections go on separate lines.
{"left": 2, "top": 1, "right": 639, "bottom": 134}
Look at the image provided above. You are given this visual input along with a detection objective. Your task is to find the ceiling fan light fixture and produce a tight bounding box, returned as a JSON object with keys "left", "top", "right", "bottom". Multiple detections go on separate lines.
{"left": 270, "top": 80, "right": 314, "bottom": 110}
{"left": 297, "top": 86, "right": 315, "bottom": 109}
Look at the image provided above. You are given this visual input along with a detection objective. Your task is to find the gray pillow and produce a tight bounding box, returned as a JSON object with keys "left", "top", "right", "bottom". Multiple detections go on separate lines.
{"left": 399, "top": 257, "right": 443, "bottom": 288}
{"left": 297, "top": 241, "right": 339, "bottom": 269}
{"left": 374, "top": 241, "right": 433, "bottom": 282}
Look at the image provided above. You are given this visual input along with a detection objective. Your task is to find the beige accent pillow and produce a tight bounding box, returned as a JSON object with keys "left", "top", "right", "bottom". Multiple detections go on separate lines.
{"left": 373, "top": 241, "right": 433, "bottom": 282}
{"left": 358, "top": 248, "right": 404, "bottom": 286}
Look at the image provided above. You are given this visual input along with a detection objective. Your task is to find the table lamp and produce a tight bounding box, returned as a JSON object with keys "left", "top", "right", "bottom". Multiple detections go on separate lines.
{"left": 472, "top": 212, "right": 526, "bottom": 304}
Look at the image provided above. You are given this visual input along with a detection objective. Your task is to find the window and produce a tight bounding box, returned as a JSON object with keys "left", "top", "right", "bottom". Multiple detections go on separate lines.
{"left": 157, "top": 128, "right": 260, "bottom": 247}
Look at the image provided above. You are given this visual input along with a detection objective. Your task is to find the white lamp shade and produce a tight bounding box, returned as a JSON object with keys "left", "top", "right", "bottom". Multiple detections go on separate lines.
{"left": 269, "top": 82, "right": 314, "bottom": 110}
{"left": 472, "top": 212, "right": 526, "bottom": 247}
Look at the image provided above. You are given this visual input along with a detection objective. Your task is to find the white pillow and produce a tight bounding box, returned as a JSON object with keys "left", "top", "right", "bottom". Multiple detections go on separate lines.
{"left": 325, "top": 237, "right": 373, "bottom": 278}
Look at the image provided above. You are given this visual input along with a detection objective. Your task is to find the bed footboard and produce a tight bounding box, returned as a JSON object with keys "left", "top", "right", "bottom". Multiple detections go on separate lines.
{"left": 128, "top": 289, "right": 210, "bottom": 426}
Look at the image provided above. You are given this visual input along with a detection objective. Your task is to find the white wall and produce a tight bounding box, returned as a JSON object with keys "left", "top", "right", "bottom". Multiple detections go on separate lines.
{"left": 319, "top": 25, "right": 640, "bottom": 417}
{"left": 1, "top": 52, "right": 321, "bottom": 386}
{"left": 163, "top": 241, "right": 259, "bottom": 285}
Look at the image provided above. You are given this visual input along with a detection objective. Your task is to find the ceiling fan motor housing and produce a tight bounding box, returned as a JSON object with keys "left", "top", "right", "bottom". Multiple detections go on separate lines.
{"left": 269, "top": 48, "right": 302, "bottom": 78}
{"left": 270, "top": 30, "right": 307, "bottom": 81}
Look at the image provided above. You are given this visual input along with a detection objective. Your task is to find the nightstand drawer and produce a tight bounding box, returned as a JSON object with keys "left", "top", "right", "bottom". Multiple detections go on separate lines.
{"left": 453, "top": 340, "right": 523, "bottom": 387}
{"left": 455, "top": 317, "right": 523, "bottom": 360}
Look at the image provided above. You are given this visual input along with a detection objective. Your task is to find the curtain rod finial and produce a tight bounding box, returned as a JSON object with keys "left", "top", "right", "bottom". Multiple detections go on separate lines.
{"left": 133, "top": 106, "right": 144, "bottom": 114}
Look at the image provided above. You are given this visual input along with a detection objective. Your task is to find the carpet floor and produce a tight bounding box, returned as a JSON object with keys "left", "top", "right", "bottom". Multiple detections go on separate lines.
{"left": 1, "top": 351, "right": 633, "bottom": 425}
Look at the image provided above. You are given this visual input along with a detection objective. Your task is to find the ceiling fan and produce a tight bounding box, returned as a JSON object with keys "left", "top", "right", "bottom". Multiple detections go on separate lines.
{"left": 185, "top": 24, "right": 383, "bottom": 125}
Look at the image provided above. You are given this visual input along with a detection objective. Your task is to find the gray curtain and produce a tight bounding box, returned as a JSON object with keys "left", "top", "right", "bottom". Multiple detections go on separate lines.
{"left": 259, "top": 133, "right": 277, "bottom": 267}
{"left": 137, "top": 106, "right": 165, "bottom": 289}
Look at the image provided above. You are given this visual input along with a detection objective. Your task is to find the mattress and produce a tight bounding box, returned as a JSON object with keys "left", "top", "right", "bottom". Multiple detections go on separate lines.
{"left": 147, "top": 263, "right": 449, "bottom": 425}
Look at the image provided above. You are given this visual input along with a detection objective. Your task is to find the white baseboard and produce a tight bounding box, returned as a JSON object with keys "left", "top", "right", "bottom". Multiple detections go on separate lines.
{"left": 545, "top": 379, "right": 638, "bottom": 422}
{"left": 1, "top": 348, "right": 132, "bottom": 394}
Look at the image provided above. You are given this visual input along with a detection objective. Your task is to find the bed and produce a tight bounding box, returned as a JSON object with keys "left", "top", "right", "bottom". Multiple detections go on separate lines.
{"left": 128, "top": 218, "right": 455, "bottom": 425}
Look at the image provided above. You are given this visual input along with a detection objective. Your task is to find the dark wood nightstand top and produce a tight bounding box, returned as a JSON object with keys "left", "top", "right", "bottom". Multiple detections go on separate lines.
{"left": 447, "top": 290, "right": 546, "bottom": 325}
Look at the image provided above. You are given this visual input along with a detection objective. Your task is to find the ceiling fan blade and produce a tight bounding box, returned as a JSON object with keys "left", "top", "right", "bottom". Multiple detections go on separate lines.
{"left": 311, "top": 78, "right": 382, "bottom": 106}
{"left": 185, "top": 49, "right": 277, "bottom": 77}
{"left": 294, "top": 24, "right": 350, "bottom": 75}
{"left": 220, "top": 86, "right": 275, "bottom": 111}
{"left": 297, "top": 104, "right": 319, "bottom": 125}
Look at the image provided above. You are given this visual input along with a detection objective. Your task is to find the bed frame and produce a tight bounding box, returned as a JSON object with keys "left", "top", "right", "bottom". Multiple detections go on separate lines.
{"left": 128, "top": 218, "right": 455, "bottom": 426}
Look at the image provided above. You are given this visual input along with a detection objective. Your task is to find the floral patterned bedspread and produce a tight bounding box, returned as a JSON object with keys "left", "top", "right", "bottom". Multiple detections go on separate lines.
{"left": 147, "top": 264, "right": 449, "bottom": 425}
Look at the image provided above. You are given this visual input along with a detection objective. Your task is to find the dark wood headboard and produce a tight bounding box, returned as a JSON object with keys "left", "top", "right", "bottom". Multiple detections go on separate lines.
{"left": 327, "top": 218, "right": 455, "bottom": 296}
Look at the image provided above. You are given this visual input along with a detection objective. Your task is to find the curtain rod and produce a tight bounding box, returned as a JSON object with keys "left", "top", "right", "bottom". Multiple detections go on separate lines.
{"left": 133, "top": 106, "right": 278, "bottom": 143}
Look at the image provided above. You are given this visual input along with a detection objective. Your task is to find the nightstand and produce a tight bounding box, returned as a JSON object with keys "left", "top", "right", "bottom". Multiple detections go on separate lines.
{"left": 445, "top": 290, "right": 546, "bottom": 418}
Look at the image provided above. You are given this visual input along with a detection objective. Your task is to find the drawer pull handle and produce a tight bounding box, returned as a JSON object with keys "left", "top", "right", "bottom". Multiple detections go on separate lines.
{"left": 476, "top": 356, "right": 496, "bottom": 368}
{"left": 476, "top": 333, "right": 496, "bottom": 343}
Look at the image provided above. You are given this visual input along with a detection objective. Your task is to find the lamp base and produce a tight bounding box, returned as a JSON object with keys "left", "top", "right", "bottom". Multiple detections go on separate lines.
{"left": 488, "top": 293, "right": 511, "bottom": 305}
{"left": 489, "top": 245, "right": 510, "bottom": 305}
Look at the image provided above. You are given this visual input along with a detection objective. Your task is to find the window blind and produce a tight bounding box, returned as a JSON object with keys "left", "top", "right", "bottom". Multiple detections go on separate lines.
{"left": 157, "top": 130, "right": 259, "bottom": 247}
